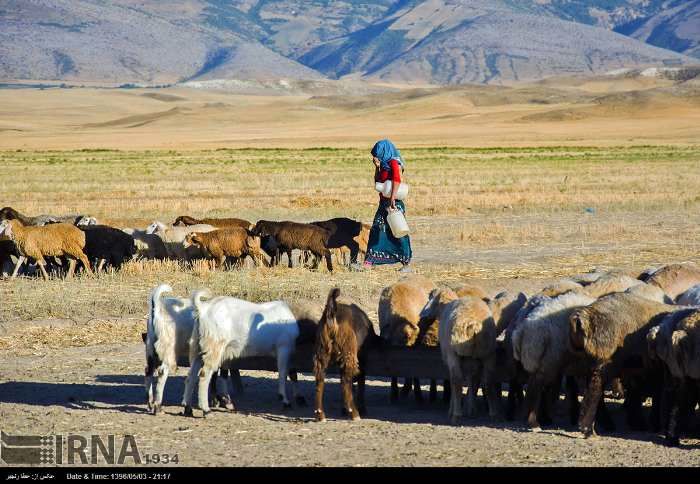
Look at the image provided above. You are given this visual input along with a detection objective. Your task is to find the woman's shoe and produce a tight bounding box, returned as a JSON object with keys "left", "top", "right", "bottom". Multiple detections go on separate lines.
{"left": 399, "top": 264, "right": 413, "bottom": 273}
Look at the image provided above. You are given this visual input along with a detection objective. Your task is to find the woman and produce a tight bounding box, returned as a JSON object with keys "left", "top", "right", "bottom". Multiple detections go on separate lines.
{"left": 356, "top": 139, "right": 412, "bottom": 272}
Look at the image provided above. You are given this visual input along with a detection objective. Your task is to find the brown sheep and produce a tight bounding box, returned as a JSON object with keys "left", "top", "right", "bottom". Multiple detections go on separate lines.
{"left": 568, "top": 292, "right": 678, "bottom": 437}
{"left": 313, "top": 288, "right": 377, "bottom": 421}
{"left": 0, "top": 219, "right": 92, "bottom": 280}
{"left": 182, "top": 228, "right": 268, "bottom": 269}
{"left": 648, "top": 308, "right": 700, "bottom": 446}
{"left": 0, "top": 206, "right": 58, "bottom": 226}
{"left": 646, "top": 263, "right": 700, "bottom": 300}
{"left": 310, "top": 218, "right": 368, "bottom": 266}
{"left": 173, "top": 215, "right": 252, "bottom": 230}
{"left": 455, "top": 284, "right": 490, "bottom": 301}
{"left": 379, "top": 275, "right": 439, "bottom": 402}
{"left": 252, "top": 220, "right": 333, "bottom": 272}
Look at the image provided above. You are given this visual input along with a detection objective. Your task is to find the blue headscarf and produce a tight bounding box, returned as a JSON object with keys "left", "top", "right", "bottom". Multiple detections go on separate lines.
{"left": 371, "top": 139, "right": 404, "bottom": 172}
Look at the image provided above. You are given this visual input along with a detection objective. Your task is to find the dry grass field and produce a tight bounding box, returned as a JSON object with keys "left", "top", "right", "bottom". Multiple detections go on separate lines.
{"left": 1, "top": 79, "right": 700, "bottom": 466}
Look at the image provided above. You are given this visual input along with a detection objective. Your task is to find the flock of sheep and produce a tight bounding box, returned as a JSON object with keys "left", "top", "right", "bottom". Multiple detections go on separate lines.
{"left": 3, "top": 206, "right": 700, "bottom": 447}
{"left": 144, "top": 262, "right": 700, "bottom": 448}
{"left": 0, "top": 206, "right": 370, "bottom": 277}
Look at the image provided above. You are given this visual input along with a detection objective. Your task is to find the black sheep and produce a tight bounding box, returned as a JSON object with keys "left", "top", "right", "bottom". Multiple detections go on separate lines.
{"left": 79, "top": 225, "right": 137, "bottom": 271}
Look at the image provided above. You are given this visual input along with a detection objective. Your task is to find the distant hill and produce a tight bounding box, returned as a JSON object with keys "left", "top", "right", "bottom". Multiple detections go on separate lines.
{"left": 301, "top": 1, "right": 692, "bottom": 85}
{"left": 615, "top": 0, "right": 700, "bottom": 59}
{"left": 0, "top": 0, "right": 696, "bottom": 85}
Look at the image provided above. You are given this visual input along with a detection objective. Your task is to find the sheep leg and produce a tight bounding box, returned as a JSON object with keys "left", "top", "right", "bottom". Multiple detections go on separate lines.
{"left": 286, "top": 249, "right": 293, "bottom": 268}
{"left": 665, "top": 377, "right": 687, "bottom": 447}
{"left": 400, "top": 377, "right": 412, "bottom": 398}
{"left": 579, "top": 364, "right": 606, "bottom": 437}
{"left": 276, "top": 348, "right": 292, "bottom": 408}
{"left": 215, "top": 368, "right": 235, "bottom": 410}
{"left": 229, "top": 368, "right": 244, "bottom": 394}
{"left": 566, "top": 376, "right": 581, "bottom": 426}
{"left": 65, "top": 258, "right": 78, "bottom": 278}
{"left": 483, "top": 369, "right": 502, "bottom": 420}
{"left": 356, "top": 369, "right": 367, "bottom": 417}
{"left": 323, "top": 249, "right": 333, "bottom": 272}
{"left": 314, "top": 368, "right": 327, "bottom": 422}
{"left": 197, "top": 366, "right": 216, "bottom": 416}
{"left": 443, "top": 379, "right": 451, "bottom": 402}
{"left": 465, "top": 373, "right": 479, "bottom": 419}
{"left": 37, "top": 261, "right": 50, "bottom": 281}
{"left": 429, "top": 379, "right": 438, "bottom": 402}
{"left": 524, "top": 375, "right": 544, "bottom": 430}
{"left": 96, "top": 258, "right": 107, "bottom": 273}
{"left": 449, "top": 366, "right": 464, "bottom": 425}
{"left": 182, "top": 357, "right": 202, "bottom": 417}
{"left": 340, "top": 369, "right": 360, "bottom": 421}
{"left": 506, "top": 379, "right": 522, "bottom": 421}
{"left": 10, "top": 255, "right": 26, "bottom": 278}
{"left": 77, "top": 252, "right": 92, "bottom": 276}
{"left": 152, "top": 365, "right": 169, "bottom": 415}
{"left": 390, "top": 377, "right": 399, "bottom": 403}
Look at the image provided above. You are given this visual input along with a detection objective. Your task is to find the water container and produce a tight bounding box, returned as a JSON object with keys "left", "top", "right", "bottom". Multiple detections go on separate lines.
{"left": 386, "top": 208, "right": 410, "bottom": 238}
{"left": 375, "top": 180, "right": 409, "bottom": 200}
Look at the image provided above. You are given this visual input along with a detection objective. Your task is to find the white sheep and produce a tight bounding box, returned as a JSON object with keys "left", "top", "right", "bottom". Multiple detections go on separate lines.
{"left": 182, "top": 290, "right": 300, "bottom": 417}
{"left": 145, "top": 221, "right": 216, "bottom": 261}
{"left": 676, "top": 284, "right": 700, "bottom": 306}
{"left": 511, "top": 291, "right": 596, "bottom": 430}
{"left": 420, "top": 288, "right": 500, "bottom": 424}
{"left": 122, "top": 228, "right": 168, "bottom": 260}
{"left": 625, "top": 282, "right": 673, "bottom": 304}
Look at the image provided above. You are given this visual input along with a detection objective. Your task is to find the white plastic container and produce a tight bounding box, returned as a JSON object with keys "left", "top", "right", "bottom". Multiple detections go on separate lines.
{"left": 375, "top": 180, "right": 409, "bottom": 200}
{"left": 387, "top": 208, "right": 410, "bottom": 238}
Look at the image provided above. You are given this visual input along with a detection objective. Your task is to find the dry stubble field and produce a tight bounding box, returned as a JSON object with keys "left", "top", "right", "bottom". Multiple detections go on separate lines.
{"left": 1, "top": 146, "right": 700, "bottom": 466}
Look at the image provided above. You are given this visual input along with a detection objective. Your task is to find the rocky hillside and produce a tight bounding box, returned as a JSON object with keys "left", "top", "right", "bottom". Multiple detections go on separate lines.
{"left": 0, "top": 0, "right": 697, "bottom": 85}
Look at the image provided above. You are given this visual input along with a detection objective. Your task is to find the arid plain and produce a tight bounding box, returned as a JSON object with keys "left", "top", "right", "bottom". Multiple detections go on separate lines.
{"left": 1, "top": 73, "right": 699, "bottom": 466}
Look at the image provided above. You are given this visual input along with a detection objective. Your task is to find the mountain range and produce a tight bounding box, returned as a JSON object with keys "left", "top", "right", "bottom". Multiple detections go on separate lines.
{"left": 1, "top": 0, "right": 698, "bottom": 85}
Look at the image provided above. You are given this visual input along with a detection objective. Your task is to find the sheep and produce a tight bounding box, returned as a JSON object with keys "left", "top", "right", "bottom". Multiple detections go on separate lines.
{"left": 580, "top": 273, "right": 642, "bottom": 298}
{"left": 310, "top": 217, "right": 367, "bottom": 266}
{"left": 173, "top": 215, "right": 252, "bottom": 230}
{"left": 568, "top": 292, "right": 679, "bottom": 436}
{"left": 454, "top": 284, "right": 490, "bottom": 301}
{"left": 646, "top": 263, "right": 700, "bottom": 300}
{"left": 378, "top": 275, "right": 437, "bottom": 402}
{"left": 183, "top": 290, "right": 301, "bottom": 417}
{"left": 286, "top": 299, "right": 323, "bottom": 345}
{"left": 511, "top": 291, "right": 597, "bottom": 430}
{"left": 0, "top": 219, "right": 92, "bottom": 279}
{"left": 313, "top": 288, "right": 377, "bottom": 421}
{"left": 146, "top": 221, "right": 217, "bottom": 261}
{"left": 79, "top": 225, "right": 137, "bottom": 272}
{"left": 625, "top": 282, "right": 673, "bottom": 304}
{"left": 0, "top": 206, "right": 59, "bottom": 226}
{"left": 540, "top": 279, "right": 584, "bottom": 297}
{"left": 252, "top": 220, "right": 332, "bottom": 272}
{"left": 122, "top": 228, "right": 168, "bottom": 260}
{"left": 676, "top": 284, "right": 700, "bottom": 306}
{"left": 182, "top": 229, "right": 268, "bottom": 269}
{"left": 647, "top": 308, "right": 700, "bottom": 445}
{"left": 419, "top": 288, "right": 501, "bottom": 423}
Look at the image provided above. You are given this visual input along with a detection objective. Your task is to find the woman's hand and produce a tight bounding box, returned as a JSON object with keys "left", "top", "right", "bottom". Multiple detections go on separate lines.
{"left": 389, "top": 197, "right": 397, "bottom": 210}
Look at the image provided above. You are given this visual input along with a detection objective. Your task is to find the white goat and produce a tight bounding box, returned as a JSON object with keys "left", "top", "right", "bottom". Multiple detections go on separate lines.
{"left": 183, "top": 290, "right": 300, "bottom": 417}
{"left": 144, "top": 284, "right": 199, "bottom": 415}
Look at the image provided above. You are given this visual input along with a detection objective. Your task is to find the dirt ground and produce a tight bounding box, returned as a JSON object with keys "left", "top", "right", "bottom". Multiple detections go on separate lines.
{"left": 1, "top": 315, "right": 699, "bottom": 467}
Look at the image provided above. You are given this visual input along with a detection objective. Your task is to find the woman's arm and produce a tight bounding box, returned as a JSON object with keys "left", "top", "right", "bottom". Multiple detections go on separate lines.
{"left": 389, "top": 158, "right": 401, "bottom": 209}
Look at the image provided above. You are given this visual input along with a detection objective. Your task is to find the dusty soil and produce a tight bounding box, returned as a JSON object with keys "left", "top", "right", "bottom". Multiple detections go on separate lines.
{"left": 1, "top": 339, "right": 698, "bottom": 467}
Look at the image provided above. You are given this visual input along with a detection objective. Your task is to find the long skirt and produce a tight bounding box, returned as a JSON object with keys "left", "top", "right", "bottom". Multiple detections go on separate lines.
{"left": 365, "top": 198, "right": 412, "bottom": 265}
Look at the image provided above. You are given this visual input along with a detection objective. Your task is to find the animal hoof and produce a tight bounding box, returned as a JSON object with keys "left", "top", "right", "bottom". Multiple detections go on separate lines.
{"left": 182, "top": 406, "right": 194, "bottom": 418}
{"left": 295, "top": 396, "right": 307, "bottom": 407}
{"left": 282, "top": 402, "right": 292, "bottom": 410}
{"left": 531, "top": 426, "right": 543, "bottom": 433}
{"left": 152, "top": 405, "right": 162, "bottom": 416}
{"left": 351, "top": 413, "right": 361, "bottom": 421}
{"left": 314, "top": 410, "right": 326, "bottom": 422}
{"left": 202, "top": 410, "right": 210, "bottom": 419}
{"left": 450, "top": 416, "right": 461, "bottom": 426}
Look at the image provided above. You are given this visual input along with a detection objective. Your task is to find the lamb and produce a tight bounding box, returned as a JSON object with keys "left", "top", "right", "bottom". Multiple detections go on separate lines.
{"left": 0, "top": 206, "right": 59, "bottom": 226}
{"left": 146, "top": 221, "right": 217, "bottom": 261}
{"left": 80, "top": 225, "right": 137, "bottom": 272}
{"left": 568, "top": 292, "right": 679, "bottom": 436}
{"left": 252, "top": 220, "right": 332, "bottom": 272}
{"left": 173, "top": 215, "right": 252, "bottom": 230}
{"left": 0, "top": 219, "right": 92, "bottom": 279}
{"left": 182, "top": 229, "right": 268, "bottom": 269}
{"left": 646, "top": 263, "right": 700, "bottom": 300}
{"left": 313, "top": 288, "right": 377, "bottom": 421}
{"left": 378, "top": 275, "right": 437, "bottom": 402}
{"left": 647, "top": 308, "right": 700, "bottom": 445}
{"left": 419, "top": 288, "right": 501, "bottom": 423}
{"left": 122, "top": 228, "right": 168, "bottom": 260}
{"left": 183, "top": 290, "right": 301, "bottom": 417}
{"left": 676, "top": 284, "right": 700, "bottom": 306}
{"left": 511, "top": 291, "right": 597, "bottom": 429}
